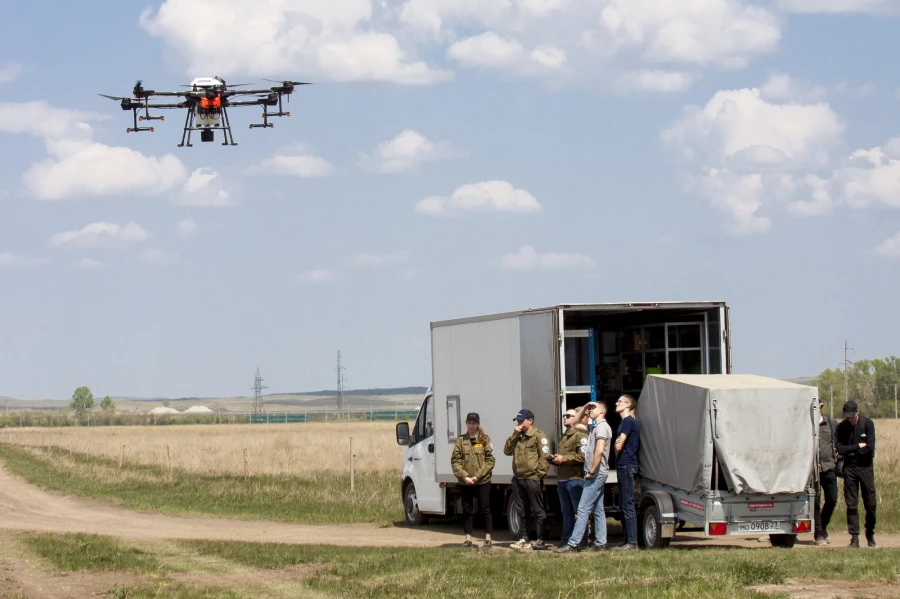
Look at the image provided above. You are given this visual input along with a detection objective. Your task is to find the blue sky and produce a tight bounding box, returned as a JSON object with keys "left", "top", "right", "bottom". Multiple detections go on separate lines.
{"left": 1, "top": 0, "right": 899, "bottom": 399}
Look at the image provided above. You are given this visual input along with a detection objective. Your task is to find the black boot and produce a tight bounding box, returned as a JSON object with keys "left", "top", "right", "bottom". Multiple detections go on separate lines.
{"left": 849, "top": 535, "right": 860, "bottom": 548}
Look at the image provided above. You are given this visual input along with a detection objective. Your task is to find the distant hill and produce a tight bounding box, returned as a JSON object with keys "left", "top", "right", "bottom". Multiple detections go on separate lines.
{"left": 291, "top": 387, "right": 428, "bottom": 397}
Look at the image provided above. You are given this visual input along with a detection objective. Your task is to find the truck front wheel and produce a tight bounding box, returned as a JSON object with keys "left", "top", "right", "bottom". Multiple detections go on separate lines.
{"left": 639, "top": 505, "right": 671, "bottom": 549}
{"left": 769, "top": 534, "right": 796, "bottom": 548}
{"left": 403, "top": 482, "right": 428, "bottom": 526}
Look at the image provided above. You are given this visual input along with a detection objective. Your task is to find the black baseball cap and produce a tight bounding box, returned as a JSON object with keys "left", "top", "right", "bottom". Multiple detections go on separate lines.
{"left": 465, "top": 412, "right": 480, "bottom": 423}
{"left": 513, "top": 408, "right": 535, "bottom": 421}
{"left": 842, "top": 400, "right": 859, "bottom": 418}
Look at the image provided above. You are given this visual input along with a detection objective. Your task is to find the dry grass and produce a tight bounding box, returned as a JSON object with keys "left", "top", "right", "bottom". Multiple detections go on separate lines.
{"left": 0, "top": 422, "right": 405, "bottom": 477}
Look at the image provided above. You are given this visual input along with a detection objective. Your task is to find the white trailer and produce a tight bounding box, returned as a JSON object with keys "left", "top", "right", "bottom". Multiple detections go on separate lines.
{"left": 396, "top": 301, "right": 733, "bottom": 537}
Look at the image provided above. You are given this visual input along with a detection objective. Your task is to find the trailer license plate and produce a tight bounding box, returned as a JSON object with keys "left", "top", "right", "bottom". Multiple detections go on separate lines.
{"left": 737, "top": 521, "right": 781, "bottom": 532}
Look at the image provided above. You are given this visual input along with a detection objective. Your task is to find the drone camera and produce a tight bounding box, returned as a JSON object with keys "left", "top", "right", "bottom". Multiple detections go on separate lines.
{"left": 200, "top": 129, "right": 215, "bottom": 143}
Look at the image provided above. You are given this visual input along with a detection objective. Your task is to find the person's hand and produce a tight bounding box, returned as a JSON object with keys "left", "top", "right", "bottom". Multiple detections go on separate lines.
{"left": 464, "top": 476, "right": 475, "bottom": 485}
{"left": 552, "top": 455, "right": 563, "bottom": 465}
{"left": 859, "top": 443, "right": 867, "bottom": 449}
{"left": 585, "top": 472, "right": 595, "bottom": 480}
{"left": 514, "top": 424, "right": 524, "bottom": 434}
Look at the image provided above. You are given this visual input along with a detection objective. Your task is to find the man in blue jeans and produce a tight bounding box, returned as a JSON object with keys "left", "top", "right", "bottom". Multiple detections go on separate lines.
{"left": 550, "top": 409, "right": 587, "bottom": 547}
{"left": 554, "top": 401, "right": 611, "bottom": 553}
{"left": 611, "top": 393, "right": 640, "bottom": 551}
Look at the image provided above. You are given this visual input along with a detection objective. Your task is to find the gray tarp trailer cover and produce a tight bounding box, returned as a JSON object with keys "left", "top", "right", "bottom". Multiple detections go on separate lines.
{"left": 638, "top": 374, "right": 817, "bottom": 495}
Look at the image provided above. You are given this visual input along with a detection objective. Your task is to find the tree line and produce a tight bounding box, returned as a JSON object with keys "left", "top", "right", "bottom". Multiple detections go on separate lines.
{"left": 813, "top": 356, "right": 900, "bottom": 419}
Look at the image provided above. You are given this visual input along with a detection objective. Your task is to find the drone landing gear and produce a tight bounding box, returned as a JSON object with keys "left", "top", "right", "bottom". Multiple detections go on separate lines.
{"left": 178, "top": 108, "right": 237, "bottom": 147}
{"left": 249, "top": 103, "right": 288, "bottom": 129}
{"left": 127, "top": 107, "right": 155, "bottom": 133}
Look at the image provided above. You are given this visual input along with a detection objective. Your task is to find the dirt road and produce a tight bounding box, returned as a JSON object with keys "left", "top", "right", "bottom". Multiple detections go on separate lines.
{"left": 1, "top": 464, "right": 898, "bottom": 549}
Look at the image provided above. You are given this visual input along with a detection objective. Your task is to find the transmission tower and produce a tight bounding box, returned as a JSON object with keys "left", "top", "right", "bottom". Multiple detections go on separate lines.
{"left": 336, "top": 351, "right": 347, "bottom": 413}
{"left": 252, "top": 367, "right": 267, "bottom": 416}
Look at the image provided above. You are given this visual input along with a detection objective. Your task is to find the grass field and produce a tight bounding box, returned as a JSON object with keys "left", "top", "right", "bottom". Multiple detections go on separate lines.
{"left": 0, "top": 422, "right": 404, "bottom": 476}
{"left": 1, "top": 420, "right": 898, "bottom": 531}
{"left": 3, "top": 531, "right": 900, "bottom": 599}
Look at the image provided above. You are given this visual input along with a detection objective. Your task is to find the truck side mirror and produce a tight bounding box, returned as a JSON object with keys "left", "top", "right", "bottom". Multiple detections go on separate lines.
{"left": 396, "top": 422, "right": 410, "bottom": 446}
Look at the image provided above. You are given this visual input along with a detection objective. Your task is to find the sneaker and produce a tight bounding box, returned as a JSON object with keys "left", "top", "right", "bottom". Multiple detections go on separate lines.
{"left": 589, "top": 544, "right": 607, "bottom": 551}
{"left": 462, "top": 540, "right": 473, "bottom": 548}
{"left": 814, "top": 537, "right": 827, "bottom": 546}
{"left": 609, "top": 543, "right": 637, "bottom": 552}
{"left": 483, "top": 540, "right": 493, "bottom": 549}
{"left": 866, "top": 534, "right": 877, "bottom": 549}
{"left": 823, "top": 531, "right": 830, "bottom": 542}
{"left": 556, "top": 541, "right": 569, "bottom": 549}
{"left": 849, "top": 535, "right": 860, "bottom": 549}
{"left": 533, "top": 540, "right": 549, "bottom": 551}
{"left": 553, "top": 544, "right": 579, "bottom": 554}
{"left": 511, "top": 539, "right": 531, "bottom": 550}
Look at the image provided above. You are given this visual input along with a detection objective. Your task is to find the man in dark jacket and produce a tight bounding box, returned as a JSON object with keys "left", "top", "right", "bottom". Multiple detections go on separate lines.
{"left": 835, "top": 400, "right": 877, "bottom": 548}
{"left": 814, "top": 400, "right": 838, "bottom": 545}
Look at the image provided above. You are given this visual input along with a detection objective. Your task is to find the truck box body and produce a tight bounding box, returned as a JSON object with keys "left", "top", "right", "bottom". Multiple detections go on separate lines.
{"left": 430, "top": 302, "right": 729, "bottom": 485}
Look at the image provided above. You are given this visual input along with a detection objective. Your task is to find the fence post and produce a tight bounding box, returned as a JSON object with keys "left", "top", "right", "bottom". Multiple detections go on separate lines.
{"left": 350, "top": 437, "right": 355, "bottom": 492}
{"left": 243, "top": 448, "right": 249, "bottom": 478}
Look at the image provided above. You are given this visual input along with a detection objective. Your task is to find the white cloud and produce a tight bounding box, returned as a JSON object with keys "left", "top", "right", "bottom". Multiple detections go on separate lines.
{"left": 0, "top": 101, "right": 199, "bottom": 202}
{"left": 349, "top": 251, "right": 410, "bottom": 266}
{"left": 447, "top": 31, "right": 566, "bottom": 74}
{"left": 360, "top": 130, "right": 451, "bottom": 173}
{"left": 176, "top": 218, "right": 198, "bottom": 239}
{"left": 615, "top": 70, "right": 696, "bottom": 93}
{"left": 598, "top": 0, "right": 781, "bottom": 68}
{"left": 501, "top": 245, "right": 594, "bottom": 270}
{"left": 257, "top": 145, "right": 335, "bottom": 178}
{"left": 836, "top": 143, "right": 900, "bottom": 209}
{"left": 174, "top": 168, "right": 233, "bottom": 207}
{"left": 416, "top": 180, "right": 542, "bottom": 216}
{"left": 777, "top": 0, "right": 900, "bottom": 15}
{"left": 0, "top": 252, "right": 47, "bottom": 268}
{"left": 662, "top": 87, "right": 844, "bottom": 171}
{"left": 874, "top": 231, "right": 900, "bottom": 258}
{"left": 24, "top": 139, "right": 187, "bottom": 201}
{"left": 0, "top": 62, "right": 25, "bottom": 84}
{"left": 141, "top": 249, "right": 177, "bottom": 264}
{"left": 760, "top": 73, "right": 828, "bottom": 104}
{"left": 300, "top": 268, "right": 336, "bottom": 283}
{"left": 0, "top": 101, "right": 101, "bottom": 139}
{"left": 49, "top": 222, "right": 150, "bottom": 249}
{"left": 662, "top": 81, "right": 846, "bottom": 233}
{"left": 140, "top": 0, "right": 451, "bottom": 85}
{"left": 75, "top": 257, "right": 104, "bottom": 270}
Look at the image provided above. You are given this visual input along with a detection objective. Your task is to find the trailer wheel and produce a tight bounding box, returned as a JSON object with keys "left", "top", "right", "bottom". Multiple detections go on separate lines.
{"left": 769, "top": 534, "right": 796, "bottom": 548}
{"left": 403, "top": 481, "right": 428, "bottom": 526}
{"left": 639, "top": 505, "right": 670, "bottom": 549}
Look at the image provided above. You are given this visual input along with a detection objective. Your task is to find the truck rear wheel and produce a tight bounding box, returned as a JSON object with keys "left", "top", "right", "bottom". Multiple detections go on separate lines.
{"left": 639, "top": 505, "right": 671, "bottom": 549}
{"left": 403, "top": 481, "right": 428, "bottom": 526}
{"left": 769, "top": 534, "right": 796, "bottom": 548}
{"left": 506, "top": 492, "right": 523, "bottom": 539}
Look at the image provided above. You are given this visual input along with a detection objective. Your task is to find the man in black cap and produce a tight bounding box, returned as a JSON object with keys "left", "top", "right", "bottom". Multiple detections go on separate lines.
{"left": 504, "top": 408, "right": 550, "bottom": 550}
{"left": 835, "top": 400, "right": 877, "bottom": 548}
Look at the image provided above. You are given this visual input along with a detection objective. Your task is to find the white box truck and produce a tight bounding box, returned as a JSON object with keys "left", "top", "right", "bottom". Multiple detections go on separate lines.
{"left": 395, "top": 301, "right": 817, "bottom": 548}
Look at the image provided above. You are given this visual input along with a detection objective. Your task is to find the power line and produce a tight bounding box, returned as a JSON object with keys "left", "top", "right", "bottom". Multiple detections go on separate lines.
{"left": 252, "top": 367, "right": 267, "bottom": 416}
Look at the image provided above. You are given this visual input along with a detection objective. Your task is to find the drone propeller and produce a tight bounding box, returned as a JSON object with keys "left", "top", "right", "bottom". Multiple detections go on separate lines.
{"left": 99, "top": 94, "right": 129, "bottom": 101}
{"left": 262, "top": 79, "right": 313, "bottom": 86}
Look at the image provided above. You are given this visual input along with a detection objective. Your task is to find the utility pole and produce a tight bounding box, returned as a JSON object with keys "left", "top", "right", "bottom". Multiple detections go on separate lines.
{"left": 251, "top": 367, "right": 266, "bottom": 417}
{"left": 895, "top": 384, "right": 898, "bottom": 419}
{"left": 843, "top": 341, "right": 853, "bottom": 405}
{"left": 336, "top": 351, "right": 346, "bottom": 417}
{"left": 830, "top": 388, "right": 833, "bottom": 420}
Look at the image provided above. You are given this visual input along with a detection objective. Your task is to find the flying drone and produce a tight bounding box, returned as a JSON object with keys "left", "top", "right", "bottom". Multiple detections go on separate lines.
{"left": 99, "top": 76, "right": 311, "bottom": 147}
